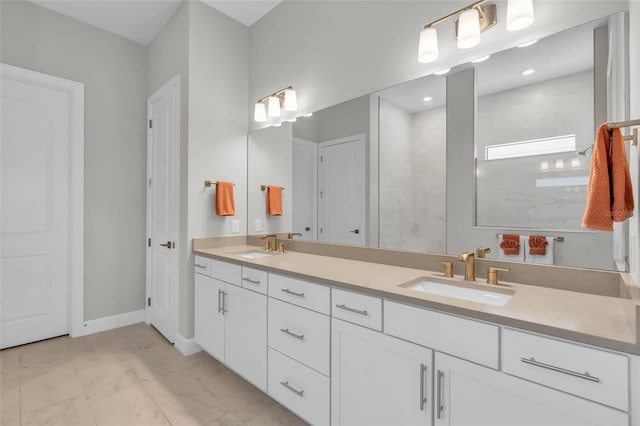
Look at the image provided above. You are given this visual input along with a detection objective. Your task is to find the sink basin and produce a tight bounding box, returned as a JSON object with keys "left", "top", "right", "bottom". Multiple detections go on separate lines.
{"left": 234, "top": 251, "right": 273, "bottom": 259}
{"left": 401, "top": 279, "right": 513, "bottom": 306}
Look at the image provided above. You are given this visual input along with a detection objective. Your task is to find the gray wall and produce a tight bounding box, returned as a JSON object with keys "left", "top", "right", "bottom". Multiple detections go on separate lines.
{"left": 0, "top": 0, "right": 148, "bottom": 321}
{"left": 631, "top": 2, "right": 640, "bottom": 282}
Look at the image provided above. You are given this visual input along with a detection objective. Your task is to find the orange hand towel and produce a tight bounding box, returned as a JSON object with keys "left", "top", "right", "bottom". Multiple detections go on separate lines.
{"left": 582, "top": 124, "right": 634, "bottom": 231}
{"left": 500, "top": 234, "right": 520, "bottom": 255}
{"left": 529, "top": 235, "right": 548, "bottom": 256}
{"left": 215, "top": 181, "right": 235, "bottom": 216}
{"left": 267, "top": 186, "right": 283, "bottom": 216}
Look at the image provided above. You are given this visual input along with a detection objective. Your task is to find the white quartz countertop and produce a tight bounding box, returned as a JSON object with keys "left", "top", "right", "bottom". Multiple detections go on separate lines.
{"left": 194, "top": 244, "right": 639, "bottom": 355}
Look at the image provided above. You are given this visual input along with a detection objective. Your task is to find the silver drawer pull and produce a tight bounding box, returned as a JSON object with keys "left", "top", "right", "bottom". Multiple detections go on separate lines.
{"left": 195, "top": 264, "right": 207, "bottom": 268}
{"left": 419, "top": 363, "right": 427, "bottom": 411}
{"left": 436, "top": 370, "right": 444, "bottom": 419}
{"left": 520, "top": 357, "right": 600, "bottom": 383}
{"left": 280, "top": 328, "right": 304, "bottom": 340}
{"left": 280, "top": 381, "right": 304, "bottom": 397}
{"left": 335, "top": 303, "right": 368, "bottom": 316}
{"left": 281, "top": 288, "right": 305, "bottom": 298}
{"left": 242, "top": 277, "right": 261, "bottom": 284}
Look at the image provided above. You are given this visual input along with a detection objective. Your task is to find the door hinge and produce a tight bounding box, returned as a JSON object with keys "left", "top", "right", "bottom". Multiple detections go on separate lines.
{"left": 147, "top": 297, "right": 151, "bottom": 307}
{"left": 320, "top": 155, "right": 323, "bottom": 162}
{"left": 148, "top": 178, "right": 152, "bottom": 188}
{"left": 320, "top": 191, "right": 323, "bottom": 199}
{"left": 149, "top": 119, "right": 152, "bottom": 129}
{"left": 320, "top": 227, "right": 323, "bottom": 234}
{"left": 148, "top": 238, "right": 151, "bottom": 247}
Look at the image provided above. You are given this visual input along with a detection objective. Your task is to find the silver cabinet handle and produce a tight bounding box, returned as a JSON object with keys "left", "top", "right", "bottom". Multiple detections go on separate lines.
{"left": 436, "top": 370, "right": 444, "bottom": 419}
{"left": 280, "top": 381, "right": 304, "bottom": 397}
{"left": 335, "top": 303, "right": 368, "bottom": 316}
{"left": 281, "top": 288, "right": 305, "bottom": 298}
{"left": 242, "top": 277, "right": 261, "bottom": 284}
{"left": 280, "top": 328, "right": 304, "bottom": 340}
{"left": 520, "top": 357, "right": 600, "bottom": 383}
{"left": 222, "top": 291, "right": 228, "bottom": 314}
{"left": 195, "top": 264, "right": 207, "bottom": 268}
{"left": 217, "top": 289, "right": 223, "bottom": 314}
{"left": 419, "top": 364, "right": 427, "bottom": 411}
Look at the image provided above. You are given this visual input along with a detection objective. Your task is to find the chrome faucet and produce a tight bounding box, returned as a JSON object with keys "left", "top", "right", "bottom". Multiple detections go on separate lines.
{"left": 261, "top": 234, "right": 278, "bottom": 251}
{"left": 457, "top": 251, "right": 476, "bottom": 281}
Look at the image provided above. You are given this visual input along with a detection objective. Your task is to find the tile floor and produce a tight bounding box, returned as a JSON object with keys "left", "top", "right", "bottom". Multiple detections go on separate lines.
{"left": 0, "top": 323, "right": 308, "bottom": 425}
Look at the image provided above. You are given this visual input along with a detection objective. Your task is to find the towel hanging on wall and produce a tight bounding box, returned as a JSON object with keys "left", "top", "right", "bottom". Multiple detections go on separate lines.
{"left": 582, "top": 124, "right": 634, "bottom": 231}
{"left": 215, "top": 181, "right": 235, "bottom": 216}
{"left": 266, "top": 185, "right": 283, "bottom": 216}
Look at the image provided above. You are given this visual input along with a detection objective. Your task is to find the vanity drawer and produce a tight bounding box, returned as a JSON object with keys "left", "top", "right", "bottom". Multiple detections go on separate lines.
{"left": 384, "top": 300, "right": 499, "bottom": 369}
{"left": 268, "top": 298, "right": 330, "bottom": 376}
{"left": 194, "top": 255, "right": 212, "bottom": 276}
{"left": 211, "top": 259, "right": 241, "bottom": 286}
{"left": 269, "top": 273, "right": 330, "bottom": 315}
{"left": 332, "top": 288, "right": 382, "bottom": 331}
{"left": 501, "top": 328, "right": 629, "bottom": 411}
{"left": 241, "top": 266, "right": 268, "bottom": 294}
{"left": 268, "top": 348, "right": 330, "bottom": 426}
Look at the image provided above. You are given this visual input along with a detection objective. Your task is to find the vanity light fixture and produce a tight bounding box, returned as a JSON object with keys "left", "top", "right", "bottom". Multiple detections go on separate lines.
{"left": 517, "top": 39, "right": 538, "bottom": 48}
{"left": 434, "top": 68, "right": 451, "bottom": 76}
{"left": 471, "top": 54, "right": 491, "bottom": 63}
{"left": 253, "top": 86, "right": 298, "bottom": 122}
{"left": 417, "top": 0, "right": 534, "bottom": 63}
{"left": 522, "top": 68, "right": 535, "bottom": 76}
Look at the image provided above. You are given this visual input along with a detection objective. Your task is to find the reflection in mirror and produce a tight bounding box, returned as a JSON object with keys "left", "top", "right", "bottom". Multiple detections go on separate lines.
{"left": 247, "top": 13, "right": 627, "bottom": 272}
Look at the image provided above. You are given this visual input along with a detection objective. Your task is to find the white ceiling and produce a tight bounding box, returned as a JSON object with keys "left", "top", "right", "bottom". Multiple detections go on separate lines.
{"left": 27, "top": 0, "right": 281, "bottom": 45}
{"left": 376, "top": 19, "right": 603, "bottom": 114}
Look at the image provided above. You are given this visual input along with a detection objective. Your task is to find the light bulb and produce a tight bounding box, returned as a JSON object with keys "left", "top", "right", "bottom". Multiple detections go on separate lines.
{"left": 254, "top": 102, "right": 266, "bottom": 122}
{"left": 418, "top": 27, "right": 439, "bottom": 63}
{"left": 507, "top": 0, "right": 535, "bottom": 31}
{"left": 268, "top": 96, "right": 280, "bottom": 117}
{"left": 284, "top": 88, "right": 297, "bottom": 111}
{"left": 457, "top": 8, "right": 481, "bottom": 49}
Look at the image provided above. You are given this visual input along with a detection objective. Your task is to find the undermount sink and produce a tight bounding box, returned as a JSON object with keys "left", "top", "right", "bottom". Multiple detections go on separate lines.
{"left": 401, "top": 278, "right": 513, "bottom": 307}
{"left": 234, "top": 250, "right": 273, "bottom": 259}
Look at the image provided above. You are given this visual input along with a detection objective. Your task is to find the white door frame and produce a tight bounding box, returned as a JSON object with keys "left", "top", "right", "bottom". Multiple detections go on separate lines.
{"left": 1, "top": 63, "right": 85, "bottom": 338}
{"left": 145, "top": 74, "right": 181, "bottom": 342}
{"left": 318, "top": 133, "right": 366, "bottom": 244}
{"left": 292, "top": 137, "right": 318, "bottom": 241}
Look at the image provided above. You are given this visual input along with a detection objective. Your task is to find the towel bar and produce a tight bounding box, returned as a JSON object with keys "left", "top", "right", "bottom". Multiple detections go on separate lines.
{"left": 607, "top": 119, "right": 640, "bottom": 146}
{"left": 495, "top": 234, "right": 563, "bottom": 242}
{"left": 260, "top": 185, "right": 285, "bottom": 191}
{"left": 204, "top": 180, "right": 235, "bottom": 188}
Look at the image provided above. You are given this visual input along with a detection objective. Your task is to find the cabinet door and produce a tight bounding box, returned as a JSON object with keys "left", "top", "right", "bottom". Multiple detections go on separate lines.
{"left": 224, "top": 285, "right": 267, "bottom": 392}
{"left": 194, "top": 274, "right": 225, "bottom": 361}
{"left": 332, "top": 319, "right": 432, "bottom": 426}
{"left": 434, "top": 352, "right": 628, "bottom": 426}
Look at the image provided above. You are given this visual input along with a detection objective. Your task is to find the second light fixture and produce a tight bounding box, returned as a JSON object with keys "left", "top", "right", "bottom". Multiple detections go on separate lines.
{"left": 254, "top": 86, "right": 297, "bottom": 122}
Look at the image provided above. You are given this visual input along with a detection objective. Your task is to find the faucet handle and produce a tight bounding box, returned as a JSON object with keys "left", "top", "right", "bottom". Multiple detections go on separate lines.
{"left": 476, "top": 247, "right": 491, "bottom": 258}
{"left": 487, "top": 267, "right": 510, "bottom": 285}
{"left": 439, "top": 261, "right": 454, "bottom": 278}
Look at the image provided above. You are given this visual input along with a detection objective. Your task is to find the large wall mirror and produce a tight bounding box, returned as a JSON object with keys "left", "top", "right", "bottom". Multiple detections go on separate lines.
{"left": 247, "top": 12, "right": 629, "bottom": 272}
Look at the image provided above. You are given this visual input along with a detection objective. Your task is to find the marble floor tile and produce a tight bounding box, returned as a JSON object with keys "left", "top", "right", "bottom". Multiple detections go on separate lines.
{"left": 20, "top": 361, "right": 84, "bottom": 414}
{"left": 1, "top": 371, "right": 20, "bottom": 411}
{"left": 1, "top": 406, "right": 20, "bottom": 426}
{"left": 22, "top": 397, "right": 96, "bottom": 426}
{"left": 88, "top": 369, "right": 169, "bottom": 426}
{"left": 1, "top": 347, "right": 20, "bottom": 374}
{"left": 246, "top": 404, "right": 309, "bottom": 426}
{"left": 207, "top": 412, "right": 246, "bottom": 426}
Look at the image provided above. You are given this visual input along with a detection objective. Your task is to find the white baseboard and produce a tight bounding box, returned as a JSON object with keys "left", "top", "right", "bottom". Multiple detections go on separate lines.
{"left": 75, "top": 309, "right": 146, "bottom": 337}
{"left": 174, "top": 333, "right": 202, "bottom": 356}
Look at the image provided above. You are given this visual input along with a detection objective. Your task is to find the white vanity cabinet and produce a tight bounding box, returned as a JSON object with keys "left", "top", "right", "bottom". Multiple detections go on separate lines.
{"left": 331, "top": 318, "right": 432, "bottom": 426}
{"left": 434, "top": 352, "right": 628, "bottom": 426}
{"left": 194, "top": 257, "right": 267, "bottom": 391}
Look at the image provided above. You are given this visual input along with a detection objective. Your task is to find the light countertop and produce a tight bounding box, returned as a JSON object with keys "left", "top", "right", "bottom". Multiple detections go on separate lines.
{"left": 194, "top": 244, "right": 639, "bottom": 355}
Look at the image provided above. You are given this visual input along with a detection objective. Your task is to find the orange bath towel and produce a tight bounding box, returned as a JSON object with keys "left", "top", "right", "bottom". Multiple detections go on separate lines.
{"left": 529, "top": 235, "right": 549, "bottom": 256}
{"left": 215, "top": 181, "right": 235, "bottom": 216}
{"left": 582, "top": 125, "right": 634, "bottom": 231}
{"left": 267, "top": 186, "right": 283, "bottom": 216}
{"left": 500, "top": 234, "right": 520, "bottom": 255}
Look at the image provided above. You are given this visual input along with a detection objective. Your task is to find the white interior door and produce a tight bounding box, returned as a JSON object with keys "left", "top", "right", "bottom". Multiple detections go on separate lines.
{"left": 292, "top": 137, "right": 317, "bottom": 240}
{"left": 1, "top": 65, "right": 83, "bottom": 349}
{"left": 146, "top": 75, "right": 180, "bottom": 343}
{"left": 318, "top": 134, "right": 365, "bottom": 246}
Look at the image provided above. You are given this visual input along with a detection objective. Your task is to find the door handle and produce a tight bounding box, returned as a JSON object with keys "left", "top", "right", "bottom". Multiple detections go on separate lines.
{"left": 349, "top": 229, "right": 360, "bottom": 234}
{"left": 159, "top": 241, "right": 173, "bottom": 248}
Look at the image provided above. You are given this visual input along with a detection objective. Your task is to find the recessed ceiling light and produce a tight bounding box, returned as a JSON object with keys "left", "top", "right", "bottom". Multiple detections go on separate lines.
{"left": 423, "top": 96, "right": 433, "bottom": 102}
{"left": 471, "top": 55, "right": 491, "bottom": 63}
{"left": 522, "top": 69, "right": 535, "bottom": 76}
{"left": 434, "top": 68, "right": 451, "bottom": 75}
{"left": 517, "top": 39, "right": 538, "bottom": 48}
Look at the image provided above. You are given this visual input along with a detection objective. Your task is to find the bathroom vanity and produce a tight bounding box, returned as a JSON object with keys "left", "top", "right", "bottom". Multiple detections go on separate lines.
{"left": 193, "top": 237, "right": 640, "bottom": 426}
